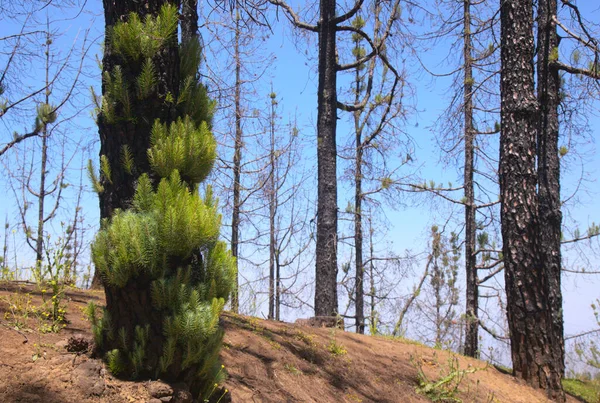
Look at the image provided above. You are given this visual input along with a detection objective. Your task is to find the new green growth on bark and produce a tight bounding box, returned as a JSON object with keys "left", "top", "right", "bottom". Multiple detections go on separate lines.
{"left": 89, "top": 4, "right": 235, "bottom": 394}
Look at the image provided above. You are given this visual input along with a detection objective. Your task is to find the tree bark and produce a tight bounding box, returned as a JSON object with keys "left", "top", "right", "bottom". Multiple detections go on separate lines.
{"left": 91, "top": 0, "right": 181, "bottom": 289}
{"left": 96, "top": 0, "right": 182, "bottom": 366}
{"left": 462, "top": 0, "right": 478, "bottom": 358}
{"left": 354, "top": 48, "right": 364, "bottom": 334}
{"left": 230, "top": 9, "right": 242, "bottom": 313}
{"left": 536, "top": 0, "right": 565, "bottom": 384}
{"left": 268, "top": 89, "right": 276, "bottom": 320}
{"left": 181, "top": 0, "right": 198, "bottom": 43}
{"left": 500, "top": 0, "right": 564, "bottom": 399}
{"left": 314, "top": 0, "right": 339, "bottom": 317}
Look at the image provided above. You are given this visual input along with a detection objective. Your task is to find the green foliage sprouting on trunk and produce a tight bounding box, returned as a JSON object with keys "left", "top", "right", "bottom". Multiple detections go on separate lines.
{"left": 90, "top": 4, "right": 235, "bottom": 396}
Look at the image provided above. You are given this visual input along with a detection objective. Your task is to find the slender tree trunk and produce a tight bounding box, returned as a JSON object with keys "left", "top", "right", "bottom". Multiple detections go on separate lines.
{"left": 180, "top": 0, "right": 198, "bottom": 43}
{"left": 500, "top": 0, "right": 564, "bottom": 398}
{"left": 275, "top": 251, "right": 281, "bottom": 321}
{"left": 368, "top": 215, "right": 376, "bottom": 333}
{"left": 230, "top": 9, "right": 242, "bottom": 313}
{"left": 537, "top": 0, "right": 565, "bottom": 381}
{"left": 463, "top": 0, "right": 479, "bottom": 358}
{"left": 35, "top": 28, "right": 53, "bottom": 274}
{"left": 315, "top": 0, "right": 339, "bottom": 317}
{"left": 268, "top": 89, "right": 276, "bottom": 320}
{"left": 354, "top": 57, "right": 364, "bottom": 334}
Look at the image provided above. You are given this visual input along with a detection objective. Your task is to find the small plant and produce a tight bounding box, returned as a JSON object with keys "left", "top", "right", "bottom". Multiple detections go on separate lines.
{"left": 32, "top": 342, "right": 47, "bottom": 362}
{"left": 294, "top": 330, "right": 316, "bottom": 346}
{"left": 327, "top": 330, "right": 347, "bottom": 356}
{"left": 327, "top": 339, "right": 347, "bottom": 356}
{"left": 201, "top": 365, "right": 229, "bottom": 403}
{"left": 38, "top": 281, "right": 68, "bottom": 332}
{"left": 562, "top": 378, "right": 600, "bottom": 403}
{"left": 411, "top": 353, "right": 485, "bottom": 402}
{"left": 284, "top": 363, "right": 302, "bottom": 375}
{"left": 2, "top": 292, "right": 35, "bottom": 329}
{"left": 345, "top": 392, "right": 363, "bottom": 402}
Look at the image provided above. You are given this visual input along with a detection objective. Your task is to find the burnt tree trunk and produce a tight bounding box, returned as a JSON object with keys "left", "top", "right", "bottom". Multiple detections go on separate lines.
{"left": 536, "top": 0, "right": 565, "bottom": 383}
{"left": 180, "top": 0, "right": 198, "bottom": 43}
{"left": 314, "top": 0, "right": 339, "bottom": 317}
{"left": 353, "top": 49, "right": 364, "bottom": 334}
{"left": 500, "top": 0, "right": 564, "bottom": 399}
{"left": 268, "top": 88, "right": 277, "bottom": 320}
{"left": 91, "top": 0, "right": 181, "bottom": 288}
{"left": 462, "top": 0, "right": 478, "bottom": 358}
{"left": 95, "top": 0, "right": 182, "bottom": 368}
{"left": 230, "top": 9, "right": 242, "bottom": 313}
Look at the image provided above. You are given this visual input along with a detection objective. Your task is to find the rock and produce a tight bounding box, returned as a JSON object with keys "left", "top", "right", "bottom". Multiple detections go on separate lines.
{"left": 147, "top": 399, "right": 163, "bottom": 403}
{"left": 147, "top": 381, "right": 174, "bottom": 399}
{"left": 172, "top": 388, "right": 193, "bottom": 403}
{"left": 19, "top": 392, "right": 42, "bottom": 401}
{"left": 55, "top": 339, "right": 69, "bottom": 350}
{"left": 159, "top": 397, "right": 173, "bottom": 402}
{"left": 58, "top": 374, "right": 70, "bottom": 383}
{"left": 73, "top": 359, "right": 105, "bottom": 396}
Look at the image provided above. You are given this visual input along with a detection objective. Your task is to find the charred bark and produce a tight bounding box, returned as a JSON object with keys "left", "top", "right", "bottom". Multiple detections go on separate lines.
{"left": 91, "top": 0, "right": 181, "bottom": 288}
{"left": 354, "top": 50, "right": 364, "bottom": 334}
{"left": 230, "top": 9, "right": 242, "bottom": 313}
{"left": 536, "top": 0, "right": 565, "bottom": 385}
{"left": 463, "top": 0, "right": 478, "bottom": 358}
{"left": 95, "top": 0, "right": 182, "bottom": 361}
{"left": 500, "top": 0, "right": 564, "bottom": 399}
{"left": 314, "top": 0, "right": 339, "bottom": 317}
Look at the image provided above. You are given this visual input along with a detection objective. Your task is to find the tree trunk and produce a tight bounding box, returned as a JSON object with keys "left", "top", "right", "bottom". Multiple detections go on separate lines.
{"left": 462, "top": 0, "right": 478, "bottom": 358}
{"left": 368, "top": 214, "right": 376, "bottom": 332}
{"left": 96, "top": 0, "right": 181, "bottom": 359}
{"left": 354, "top": 63, "right": 364, "bottom": 334}
{"left": 500, "top": 0, "right": 564, "bottom": 399}
{"left": 314, "top": 0, "right": 339, "bottom": 317}
{"left": 536, "top": 0, "right": 565, "bottom": 383}
{"left": 91, "top": 0, "right": 181, "bottom": 289}
{"left": 268, "top": 89, "right": 276, "bottom": 320}
{"left": 230, "top": 9, "right": 242, "bottom": 313}
{"left": 180, "top": 0, "right": 198, "bottom": 43}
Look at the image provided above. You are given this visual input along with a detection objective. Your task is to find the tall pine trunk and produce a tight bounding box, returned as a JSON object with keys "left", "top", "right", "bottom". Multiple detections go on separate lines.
{"left": 268, "top": 89, "right": 277, "bottom": 320}
{"left": 315, "top": 0, "right": 339, "bottom": 317}
{"left": 500, "top": 0, "right": 564, "bottom": 399}
{"left": 230, "top": 8, "right": 242, "bottom": 313}
{"left": 353, "top": 31, "right": 364, "bottom": 334}
{"left": 462, "top": 0, "right": 478, "bottom": 358}
{"left": 536, "top": 0, "right": 565, "bottom": 382}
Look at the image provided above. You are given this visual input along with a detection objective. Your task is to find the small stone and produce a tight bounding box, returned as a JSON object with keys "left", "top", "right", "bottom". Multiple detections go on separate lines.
{"left": 159, "top": 397, "right": 173, "bottom": 402}
{"left": 74, "top": 359, "right": 105, "bottom": 396}
{"left": 55, "top": 340, "right": 69, "bottom": 349}
{"left": 147, "top": 381, "right": 173, "bottom": 398}
{"left": 172, "top": 388, "right": 192, "bottom": 403}
{"left": 19, "top": 392, "right": 41, "bottom": 400}
{"left": 147, "top": 399, "right": 162, "bottom": 403}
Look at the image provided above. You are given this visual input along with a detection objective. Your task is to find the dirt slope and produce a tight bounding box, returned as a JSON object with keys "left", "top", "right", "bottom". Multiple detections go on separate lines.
{"left": 0, "top": 282, "right": 578, "bottom": 402}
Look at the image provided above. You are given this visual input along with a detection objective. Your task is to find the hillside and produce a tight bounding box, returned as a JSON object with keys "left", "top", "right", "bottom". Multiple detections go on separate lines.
{"left": 0, "top": 282, "right": 584, "bottom": 402}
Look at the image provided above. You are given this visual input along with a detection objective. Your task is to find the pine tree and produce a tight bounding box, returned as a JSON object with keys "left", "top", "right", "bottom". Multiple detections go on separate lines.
{"left": 500, "top": 0, "right": 564, "bottom": 398}
{"left": 90, "top": 4, "right": 235, "bottom": 396}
